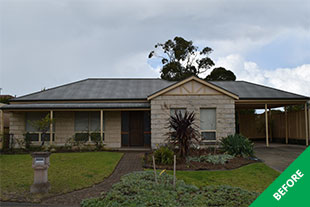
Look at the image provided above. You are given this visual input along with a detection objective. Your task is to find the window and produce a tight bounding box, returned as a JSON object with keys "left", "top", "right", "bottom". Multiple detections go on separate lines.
{"left": 200, "top": 108, "right": 216, "bottom": 141}
{"left": 170, "top": 108, "right": 186, "bottom": 117}
{"left": 25, "top": 112, "right": 54, "bottom": 142}
{"left": 74, "top": 111, "right": 103, "bottom": 141}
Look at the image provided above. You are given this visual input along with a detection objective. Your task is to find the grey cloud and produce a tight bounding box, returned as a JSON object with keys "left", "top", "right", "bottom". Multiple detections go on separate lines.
{"left": 0, "top": 0, "right": 309, "bottom": 96}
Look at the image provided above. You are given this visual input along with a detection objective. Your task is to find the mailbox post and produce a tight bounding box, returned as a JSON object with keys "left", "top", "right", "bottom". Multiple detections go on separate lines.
{"left": 30, "top": 152, "right": 51, "bottom": 193}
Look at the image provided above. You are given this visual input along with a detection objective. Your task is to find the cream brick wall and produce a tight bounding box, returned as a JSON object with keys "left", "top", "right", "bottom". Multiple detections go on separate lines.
{"left": 150, "top": 95, "right": 235, "bottom": 148}
{"left": 54, "top": 111, "right": 75, "bottom": 144}
{"left": 9, "top": 112, "right": 26, "bottom": 147}
{"left": 9, "top": 111, "right": 122, "bottom": 148}
{"left": 104, "top": 111, "right": 121, "bottom": 148}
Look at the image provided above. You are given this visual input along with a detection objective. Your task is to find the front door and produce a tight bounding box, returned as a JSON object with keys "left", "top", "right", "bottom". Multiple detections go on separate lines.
{"left": 129, "top": 111, "right": 144, "bottom": 146}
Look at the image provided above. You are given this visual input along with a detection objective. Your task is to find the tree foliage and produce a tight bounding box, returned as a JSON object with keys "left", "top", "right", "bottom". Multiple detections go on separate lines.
{"left": 205, "top": 67, "right": 236, "bottom": 81}
{"left": 30, "top": 114, "right": 53, "bottom": 133}
{"left": 149, "top": 36, "right": 215, "bottom": 81}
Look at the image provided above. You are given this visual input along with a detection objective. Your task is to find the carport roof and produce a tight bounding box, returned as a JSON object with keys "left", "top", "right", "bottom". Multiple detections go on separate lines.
{"left": 210, "top": 81, "right": 308, "bottom": 100}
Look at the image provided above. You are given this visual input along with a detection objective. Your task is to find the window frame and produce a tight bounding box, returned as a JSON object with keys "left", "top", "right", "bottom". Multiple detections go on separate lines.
{"left": 25, "top": 112, "right": 55, "bottom": 143}
{"left": 200, "top": 108, "right": 217, "bottom": 142}
{"left": 74, "top": 111, "right": 103, "bottom": 142}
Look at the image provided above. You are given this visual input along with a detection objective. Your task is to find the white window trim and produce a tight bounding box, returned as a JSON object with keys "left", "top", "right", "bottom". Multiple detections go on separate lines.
{"left": 200, "top": 108, "right": 217, "bottom": 142}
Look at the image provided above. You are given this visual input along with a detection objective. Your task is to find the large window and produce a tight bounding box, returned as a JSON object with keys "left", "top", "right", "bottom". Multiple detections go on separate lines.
{"left": 74, "top": 111, "right": 103, "bottom": 141}
{"left": 170, "top": 108, "right": 186, "bottom": 117}
{"left": 25, "top": 112, "right": 54, "bottom": 142}
{"left": 200, "top": 108, "right": 216, "bottom": 141}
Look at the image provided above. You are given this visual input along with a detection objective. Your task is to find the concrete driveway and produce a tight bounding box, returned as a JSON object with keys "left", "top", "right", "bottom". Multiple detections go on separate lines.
{"left": 254, "top": 143, "right": 307, "bottom": 172}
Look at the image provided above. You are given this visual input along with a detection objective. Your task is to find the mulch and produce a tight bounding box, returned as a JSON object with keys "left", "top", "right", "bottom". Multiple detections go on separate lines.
{"left": 143, "top": 150, "right": 259, "bottom": 171}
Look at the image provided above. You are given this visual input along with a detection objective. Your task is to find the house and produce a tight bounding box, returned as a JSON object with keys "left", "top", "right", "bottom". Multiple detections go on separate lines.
{"left": 1, "top": 76, "right": 309, "bottom": 149}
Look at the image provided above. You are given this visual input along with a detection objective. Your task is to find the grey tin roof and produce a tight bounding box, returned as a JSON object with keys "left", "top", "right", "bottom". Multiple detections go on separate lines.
{"left": 210, "top": 81, "right": 308, "bottom": 100}
{"left": 4, "top": 79, "right": 308, "bottom": 111}
{"left": 1, "top": 102, "right": 150, "bottom": 110}
{"left": 12, "top": 78, "right": 175, "bottom": 101}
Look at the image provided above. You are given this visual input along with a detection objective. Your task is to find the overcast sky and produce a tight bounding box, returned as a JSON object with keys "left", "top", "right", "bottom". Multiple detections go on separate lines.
{"left": 1, "top": 0, "right": 309, "bottom": 97}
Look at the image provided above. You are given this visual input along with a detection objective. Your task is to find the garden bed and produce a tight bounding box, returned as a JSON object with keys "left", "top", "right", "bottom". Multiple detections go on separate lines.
{"left": 143, "top": 149, "right": 260, "bottom": 170}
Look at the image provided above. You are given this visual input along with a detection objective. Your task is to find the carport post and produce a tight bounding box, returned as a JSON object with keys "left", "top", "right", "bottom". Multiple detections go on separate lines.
{"left": 50, "top": 110, "right": 53, "bottom": 145}
{"left": 100, "top": 110, "right": 104, "bottom": 143}
{"left": 0, "top": 110, "right": 3, "bottom": 135}
{"left": 305, "top": 103, "right": 308, "bottom": 146}
{"left": 265, "top": 104, "right": 269, "bottom": 147}
{"left": 285, "top": 107, "right": 288, "bottom": 144}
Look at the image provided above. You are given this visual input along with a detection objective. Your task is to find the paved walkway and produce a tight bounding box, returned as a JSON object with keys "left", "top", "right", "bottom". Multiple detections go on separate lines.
{"left": 254, "top": 143, "right": 307, "bottom": 172}
{"left": 1, "top": 152, "right": 144, "bottom": 207}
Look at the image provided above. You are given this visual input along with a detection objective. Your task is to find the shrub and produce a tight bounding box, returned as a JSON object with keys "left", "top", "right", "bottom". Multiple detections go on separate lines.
{"left": 154, "top": 146, "right": 174, "bottom": 165}
{"left": 187, "top": 154, "right": 234, "bottom": 165}
{"left": 81, "top": 171, "right": 259, "bottom": 207}
{"left": 75, "top": 133, "right": 89, "bottom": 142}
{"left": 166, "top": 110, "right": 200, "bottom": 158}
{"left": 220, "top": 134, "right": 254, "bottom": 157}
{"left": 24, "top": 133, "right": 32, "bottom": 150}
{"left": 90, "top": 133, "right": 103, "bottom": 150}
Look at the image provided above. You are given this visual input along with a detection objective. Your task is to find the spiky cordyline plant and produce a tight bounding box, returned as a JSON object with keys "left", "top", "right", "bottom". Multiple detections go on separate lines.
{"left": 166, "top": 110, "right": 200, "bottom": 158}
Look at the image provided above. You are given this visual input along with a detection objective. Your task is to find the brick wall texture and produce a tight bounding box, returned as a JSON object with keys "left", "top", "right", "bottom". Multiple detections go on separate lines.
{"left": 150, "top": 95, "right": 235, "bottom": 148}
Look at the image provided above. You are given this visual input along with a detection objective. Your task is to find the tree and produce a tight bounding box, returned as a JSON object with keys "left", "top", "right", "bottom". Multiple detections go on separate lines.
{"left": 30, "top": 113, "right": 53, "bottom": 145}
{"left": 205, "top": 67, "right": 236, "bottom": 81}
{"left": 149, "top": 36, "right": 215, "bottom": 81}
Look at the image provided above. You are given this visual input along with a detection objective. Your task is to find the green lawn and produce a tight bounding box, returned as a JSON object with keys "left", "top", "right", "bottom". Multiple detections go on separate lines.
{"left": 166, "top": 163, "right": 280, "bottom": 192}
{"left": 0, "top": 151, "right": 123, "bottom": 201}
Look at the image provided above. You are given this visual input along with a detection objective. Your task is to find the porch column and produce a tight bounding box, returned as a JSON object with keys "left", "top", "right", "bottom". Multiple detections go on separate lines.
{"left": 305, "top": 103, "right": 309, "bottom": 146}
{"left": 100, "top": 110, "right": 103, "bottom": 143}
{"left": 265, "top": 104, "right": 269, "bottom": 147}
{"left": 269, "top": 107, "right": 272, "bottom": 142}
{"left": 50, "top": 110, "right": 53, "bottom": 145}
{"left": 0, "top": 110, "right": 3, "bottom": 150}
{"left": 285, "top": 106, "right": 288, "bottom": 144}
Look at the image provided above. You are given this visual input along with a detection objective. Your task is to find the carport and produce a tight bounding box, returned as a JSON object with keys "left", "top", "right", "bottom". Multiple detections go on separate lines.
{"left": 210, "top": 81, "right": 310, "bottom": 146}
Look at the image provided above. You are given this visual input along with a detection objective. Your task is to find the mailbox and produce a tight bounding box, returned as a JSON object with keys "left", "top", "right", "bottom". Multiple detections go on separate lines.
{"left": 35, "top": 157, "right": 45, "bottom": 165}
{"left": 30, "top": 152, "right": 51, "bottom": 193}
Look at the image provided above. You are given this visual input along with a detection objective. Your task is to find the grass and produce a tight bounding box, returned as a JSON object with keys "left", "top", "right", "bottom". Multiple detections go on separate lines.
{"left": 0, "top": 151, "right": 123, "bottom": 201}
{"left": 166, "top": 163, "right": 280, "bottom": 192}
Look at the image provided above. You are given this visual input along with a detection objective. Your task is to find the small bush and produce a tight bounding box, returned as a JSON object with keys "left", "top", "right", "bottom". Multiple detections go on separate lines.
{"left": 220, "top": 134, "right": 254, "bottom": 157}
{"left": 81, "top": 171, "right": 259, "bottom": 207}
{"left": 23, "top": 133, "right": 32, "bottom": 150}
{"left": 75, "top": 133, "right": 89, "bottom": 142}
{"left": 90, "top": 133, "right": 103, "bottom": 150}
{"left": 154, "top": 146, "right": 174, "bottom": 165}
{"left": 187, "top": 154, "right": 234, "bottom": 165}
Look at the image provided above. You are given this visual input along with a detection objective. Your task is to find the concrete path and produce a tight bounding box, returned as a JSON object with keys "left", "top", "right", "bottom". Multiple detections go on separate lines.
{"left": 254, "top": 143, "right": 307, "bottom": 172}
{"left": 0, "top": 152, "right": 144, "bottom": 207}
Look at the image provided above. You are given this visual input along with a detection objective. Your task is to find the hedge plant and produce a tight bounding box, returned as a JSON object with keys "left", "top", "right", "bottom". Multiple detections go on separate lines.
{"left": 220, "top": 134, "right": 254, "bottom": 157}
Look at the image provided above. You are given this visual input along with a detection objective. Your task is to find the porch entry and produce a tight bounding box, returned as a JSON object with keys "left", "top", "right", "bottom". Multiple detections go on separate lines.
{"left": 121, "top": 111, "right": 151, "bottom": 147}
